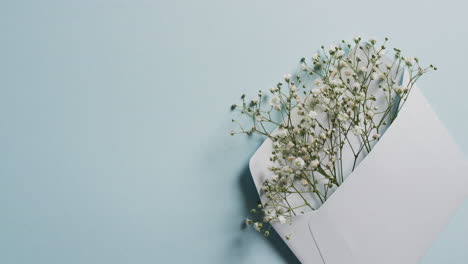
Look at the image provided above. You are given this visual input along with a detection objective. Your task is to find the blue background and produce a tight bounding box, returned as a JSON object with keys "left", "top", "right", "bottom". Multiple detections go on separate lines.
{"left": 1, "top": 0, "right": 467, "bottom": 263}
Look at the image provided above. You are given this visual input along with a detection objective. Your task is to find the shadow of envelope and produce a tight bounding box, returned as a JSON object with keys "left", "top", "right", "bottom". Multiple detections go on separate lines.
{"left": 249, "top": 69, "right": 468, "bottom": 263}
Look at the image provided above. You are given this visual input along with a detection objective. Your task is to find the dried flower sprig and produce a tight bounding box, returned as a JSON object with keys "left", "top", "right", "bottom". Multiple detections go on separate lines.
{"left": 232, "top": 37, "right": 436, "bottom": 238}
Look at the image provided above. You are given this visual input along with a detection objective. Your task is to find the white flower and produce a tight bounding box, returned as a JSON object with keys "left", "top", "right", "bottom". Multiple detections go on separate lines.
{"left": 263, "top": 215, "right": 272, "bottom": 222}
{"left": 330, "top": 78, "right": 342, "bottom": 86}
{"left": 300, "top": 63, "right": 307, "bottom": 71}
{"left": 312, "top": 53, "right": 319, "bottom": 60}
{"left": 253, "top": 222, "right": 261, "bottom": 232}
{"left": 314, "top": 78, "right": 324, "bottom": 86}
{"left": 300, "top": 179, "right": 308, "bottom": 186}
{"left": 251, "top": 98, "right": 258, "bottom": 104}
{"left": 310, "top": 159, "right": 320, "bottom": 168}
{"left": 271, "top": 174, "right": 279, "bottom": 182}
{"left": 245, "top": 218, "right": 253, "bottom": 226}
{"left": 336, "top": 50, "right": 345, "bottom": 57}
{"left": 353, "top": 35, "right": 361, "bottom": 42}
{"left": 273, "top": 128, "right": 288, "bottom": 138}
{"left": 335, "top": 87, "right": 346, "bottom": 93}
{"left": 352, "top": 125, "right": 364, "bottom": 136}
{"left": 359, "top": 66, "right": 367, "bottom": 73}
{"left": 355, "top": 92, "right": 365, "bottom": 101}
{"left": 344, "top": 68, "right": 353, "bottom": 76}
{"left": 404, "top": 56, "right": 416, "bottom": 66}
{"left": 320, "top": 132, "right": 327, "bottom": 139}
{"left": 329, "top": 44, "right": 337, "bottom": 53}
{"left": 257, "top": 115, "right": 263, "bottom": 122}
{"left": 371, "top": 72, "right": 380, "bottom": 80}
{"left": 296, "top": 95, "right": 302, "bottom": 103}
{"left": 294, "top": 157, "right": 306, "bottom": 169}
{"left": 373, "top": 133, "right": 380, "bottom": 140}
{"left": 366, "top": 110, "right": 375, "bottom": 119}
{"left": 339, "top": 60, "right": 346, "bottom": 68}
{"left": 393, "top": 85, "right": 403, "bottom": 94}
{"left": 337, "top": 112, "right": 349, "bottom": 121}
{"left": 290, "top": 85, "right": 297, "bottom": 91}
{"left": 353, "top": 82, "right": 361, "bottom": 89}
{"left": 369, "top": 37, "right": 377, "bottom": 44}
{"left": 284, "top": 73, "right": 292, "bottom": 82}
{"left": 308, "top": 110, "right": 318, "bottom": 119}
{"left": 320, "top": 97, "right": 330, "bottom": 105}
{"left": 312, "top": 87, "right": 321, "bottom": 95}
{"left": 269, "top": 96, "right": 281, "bottom": 110}
{"left": 277, "top": 215, "right": 287, "bottom": 224}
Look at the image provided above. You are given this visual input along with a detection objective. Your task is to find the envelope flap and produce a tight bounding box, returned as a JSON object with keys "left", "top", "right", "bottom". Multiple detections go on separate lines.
{"left": 310, "top": 83, "right": 468, "bottom": 263}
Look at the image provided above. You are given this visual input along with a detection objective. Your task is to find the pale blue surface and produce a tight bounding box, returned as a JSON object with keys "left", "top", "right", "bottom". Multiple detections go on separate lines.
{"left": 1, "top": 0, "right": 467, "bottom": 263}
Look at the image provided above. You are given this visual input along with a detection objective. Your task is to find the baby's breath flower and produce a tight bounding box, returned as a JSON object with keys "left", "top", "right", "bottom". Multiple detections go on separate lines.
{"left": 308, "top": 110, "right": 318, "bottom": 119}
{"left": 352, "top": 125, "right": 364, "bottom": 136}
{"left": 355, "top": 92, "right": 365, "bottom": 101}
{"left": 353, "top": 35, "right": 361, "bottom": 43}
{"left": 232, "top": 37, "right": 434, "bottom": 238}
{"left": 344, "top": 68, "right": 353, "bottom": 76}
{"left": 394, "top": 85, "right": 403, "bottom": 94}
{"left": 337, "top": 112, "right": 349, "bottom": 121}
{"left": 310, "top": 159, "right": 320, "bottom": 168}
{"left": 269, "top": 96, "right": 281, "bottom": 110}
{"left": 404, "top": 56, "right": 416, "bottom": 66}
{"left": 366, "top": 110, "right": 375, "bottom": 119}
{"left": 278, "top": 215, "right": 287, "bottom": 224}
{"left": 330, "top": 78, "right": 343, "bottom": 86}
{"left": 312, "top": 87, "right": 321, "bottom": 95}
{"left": 314, "top": 78, "right": 324, "bottom": 86}
{"left": 253, "top": 222, "right": 261, "bottom": 232}
{"left": 294, "top": 157, "right": 306, "bottom": 169}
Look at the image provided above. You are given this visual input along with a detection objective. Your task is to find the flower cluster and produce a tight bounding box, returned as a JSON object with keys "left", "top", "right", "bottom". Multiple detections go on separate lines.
{"left": 232, "top": 37, "right": 435, "bottom": 238}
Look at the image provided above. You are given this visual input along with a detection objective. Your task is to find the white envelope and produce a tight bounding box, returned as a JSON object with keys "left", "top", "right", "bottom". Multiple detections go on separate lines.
{"left": 249, "top": 63, "right": 468, "bottom": 263}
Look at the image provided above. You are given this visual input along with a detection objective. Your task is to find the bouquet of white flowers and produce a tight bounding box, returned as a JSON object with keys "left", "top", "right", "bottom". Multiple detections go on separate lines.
{"left": 231, "top": 37, "right": 435, "bottom": 239}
